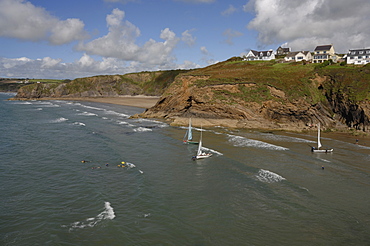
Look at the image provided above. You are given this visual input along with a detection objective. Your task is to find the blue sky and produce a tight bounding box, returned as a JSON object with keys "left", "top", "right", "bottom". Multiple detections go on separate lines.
{"left": 1, "top": 0, "right": 369, "bottom": 79}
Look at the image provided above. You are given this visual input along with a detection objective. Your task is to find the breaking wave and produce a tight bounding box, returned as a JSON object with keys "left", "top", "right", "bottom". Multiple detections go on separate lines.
{"left": 50, "top": 117, "right": 68, "bottom": 123}
{"left": 73, "top": 122, "right": 86, "bottom": 127}
{"left": 78, "top": 111, "right": 98, "bottom": 116}
{"left": 63, "top": 202, "right": 115, "bottom": 232}
{"left": 228, "top": 135, "right": 288, "bottom": 151}
{"left": 200, "top": 146, "right": 223, "bottom": 156}
{"left": 256, "top": 169, "right": 286, "bottom": 183}
{"left": 133, "top": 127, "right": 152, "bottom": 132}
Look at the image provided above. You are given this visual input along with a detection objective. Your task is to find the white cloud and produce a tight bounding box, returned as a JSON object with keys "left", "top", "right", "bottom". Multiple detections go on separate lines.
{"left": 247, "top": 0, "right": 370, "bottom": 52}
{"left": 0, "top": 53, "right": 202, "bottom": 79}
{"left": 222, "top": 28, "right": 243, "bottom": 45}
{"left": 50, "top": 18, "right": 88, "bottom": 45}
{"left": 200, "top": 46, "right": 209, "bottom": 56}
{"left": 0, "top": 0, "right": 88, "bottom": 45}
{"left": 222, "top": 5, "right": 237, "bottom": 16}
{"left": 77, "top": 8, "right": 180, "bottom": 66}
{"left": 181, "top": 29, "right": 196, "bottom": 46}
{"left": 41, "top": 57, "right": 62, "bottom": 68}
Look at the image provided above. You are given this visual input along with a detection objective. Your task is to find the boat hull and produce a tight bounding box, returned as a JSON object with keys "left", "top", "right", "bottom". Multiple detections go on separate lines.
{"left": 183, "top": 140, "right": 199, "bottom": 144}
{"left": 312, "top": 149, "right": 333, "bottom": 153}
{"left": 195, "top": 154, "right": 212, "bottom": 159}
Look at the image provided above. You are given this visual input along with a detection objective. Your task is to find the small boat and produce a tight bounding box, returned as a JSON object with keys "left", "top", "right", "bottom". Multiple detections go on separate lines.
{"left": 311, "top": 123, "right": 333, "bottom": 153}
{"left": 192, "top": 127, "right": 212, "bottom": 160}
{"left": 183, "top": 118, "right": 198, "bottom": 144}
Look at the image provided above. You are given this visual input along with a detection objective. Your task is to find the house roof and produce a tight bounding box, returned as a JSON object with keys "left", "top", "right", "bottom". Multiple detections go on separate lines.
{"left": 314, "top": 45, "right": 332, "bottom": 51}
{"left": 249, "top": 49, "right": 274, "bottom": 57}
{"left": 347, "top": 48, "right": 370, "bottom": 55}
{"left": 285, "top": 51, "right": 310, "bottom": 58}
{"left": 277, "top": 47, "right": 290, "bottom": 52}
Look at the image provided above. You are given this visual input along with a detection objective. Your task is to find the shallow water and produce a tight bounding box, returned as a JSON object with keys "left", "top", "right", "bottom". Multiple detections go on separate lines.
{"left": 1, "top": 93, "right": 369, "bottom": 245}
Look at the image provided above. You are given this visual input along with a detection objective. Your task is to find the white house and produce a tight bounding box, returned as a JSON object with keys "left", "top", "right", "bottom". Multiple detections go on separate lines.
{"left": 312, "top": 44, "right": 340, "bottom": 63}
{"left": 284, "top": 51, "right": 312, "bottom": 62}
{"left": 346, "top": 48, "right": 370, "bottom": 65}
{"left": 244, "top": 49, "right": 275, "bottom": 61}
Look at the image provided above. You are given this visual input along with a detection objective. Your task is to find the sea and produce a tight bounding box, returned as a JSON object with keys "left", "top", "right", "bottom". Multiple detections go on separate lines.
{"left": 1, "top": 92, "right": 369, "bottom": 246}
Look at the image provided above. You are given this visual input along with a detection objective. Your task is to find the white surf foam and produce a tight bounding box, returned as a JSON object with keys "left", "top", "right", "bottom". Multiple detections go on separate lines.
{"left": 260, "top": 133, "right": 315, "bottom": 143}
{"left": 228, "top": 135, "right": 288, "bottom": 151}
{"left": 200, "top": 146, "right": 223, "bottom": 155}
{"left": 63, "top": 202, "right": 115, "bottom": 231}
{"left": 125, "top": 162, "right": 136, "bottom": 168}
{"left": 256, "top": 169, "right": 286, "bottom": 183}
{"left": 80, "top": 105, "right": 105, "bottom": 111}
{"left": 78, "top": 111, "right": 98, "bottom": 116}
{"left": 317, "top": 158, "right": 331, "bottom": 163}
{"left": 50, "top": 117, "right": 68, "bottom": 123}
{"left": 11, "top": 101, "right": 32, "bottom": 105}
{"left": 73, "top": 122, "right": 86, "bottom": 127}
{"left": 103, "top": 110, "right": 130, "bottom": 118}
{"left": 133, "top": 127, "right": 152, "bottom": 132}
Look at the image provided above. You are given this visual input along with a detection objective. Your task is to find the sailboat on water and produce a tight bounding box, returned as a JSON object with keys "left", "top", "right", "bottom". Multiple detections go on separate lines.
{"left": 311, "top": 123, "right": 333, "bottom": 153}
{"left": 183, "top": 118, "right": 198, "bottom": 144}
{"left": 192, "top": 126, "right": 212, "bottom": 160}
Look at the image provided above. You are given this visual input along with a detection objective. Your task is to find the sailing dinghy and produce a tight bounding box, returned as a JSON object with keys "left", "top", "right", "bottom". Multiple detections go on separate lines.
{"left": 183, "top": 119, "right": 198, "bottom": 144}
{"left": 192, "top": 127, "right": 212, "bottom": 160}
{"left": 311, "top": 123, "right": 333, "bottom": 153}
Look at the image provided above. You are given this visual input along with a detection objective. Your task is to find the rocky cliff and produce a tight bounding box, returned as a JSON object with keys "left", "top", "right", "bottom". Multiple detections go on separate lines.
{"left": 137, "top": 59, "right": 370, "bottom": 132}
{"left": 14, "top": 70, "right": 187, "bottom": 99}
{"left": 13, "top": 58, "right": 370, "bottom": 132}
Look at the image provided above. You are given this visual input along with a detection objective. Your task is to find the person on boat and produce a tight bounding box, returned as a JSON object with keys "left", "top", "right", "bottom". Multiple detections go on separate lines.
{"left": 311, "top": 146, "right": 316, "bottom": 152}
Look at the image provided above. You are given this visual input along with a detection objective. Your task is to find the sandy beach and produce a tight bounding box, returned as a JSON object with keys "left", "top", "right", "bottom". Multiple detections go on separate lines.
{"left": 22, "top": 95, "right": 161, "bottom": 109}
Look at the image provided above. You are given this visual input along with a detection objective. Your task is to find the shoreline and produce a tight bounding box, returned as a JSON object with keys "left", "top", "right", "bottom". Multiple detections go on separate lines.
{"left": 9, "top": 95, "right": 160, "bottom": 109}
{"left": 8, "top": 95, "right": 370, "bottom": 141}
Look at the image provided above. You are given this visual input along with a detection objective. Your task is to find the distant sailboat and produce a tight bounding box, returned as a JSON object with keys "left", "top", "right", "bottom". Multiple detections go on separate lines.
{"left": 311, "top": 123, "right": 333, "bottom": 153}
{"left": 183, "top": 119, "right": 198, "bottom": 144}
{"left": 192, "top": 127, "right": 212, "bottom": 160}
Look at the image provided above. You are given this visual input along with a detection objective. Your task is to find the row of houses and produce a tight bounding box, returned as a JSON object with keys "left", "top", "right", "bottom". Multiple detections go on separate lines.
{"left": 243, "top": 45, "right": 370, "bottom": 65}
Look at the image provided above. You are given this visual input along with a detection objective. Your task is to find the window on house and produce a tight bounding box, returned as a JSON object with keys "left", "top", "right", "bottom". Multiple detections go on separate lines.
{"left": 358, "top": 56, "right": 362, "bottom": 59}
{"left": 359, "top": 51, "right": 364, "bottom": 54}
{"left": 351, "top": 52, "right": 356, "bottom": 55}
{"left": 324, "top": 51, "right": 326, "bottom": 53}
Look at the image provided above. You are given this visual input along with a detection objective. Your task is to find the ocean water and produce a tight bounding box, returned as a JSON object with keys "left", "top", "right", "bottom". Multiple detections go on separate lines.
{"left": 1, "top": 92, "right": 369, "bottom": 246}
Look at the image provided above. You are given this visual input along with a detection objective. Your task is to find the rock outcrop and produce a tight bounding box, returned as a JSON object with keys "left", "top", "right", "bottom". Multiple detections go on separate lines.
{"left": 137, "top": 60, "right": 370, "bottom": 132}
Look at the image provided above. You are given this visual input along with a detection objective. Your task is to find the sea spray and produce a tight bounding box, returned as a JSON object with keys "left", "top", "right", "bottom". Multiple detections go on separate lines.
{"left": 228, "top": 135, "right": 288, "bottom": 151}
{"left": 256, "top": 169, "right": 286, "bottom": 183}
{"left": 63, "top": 202, "right": 115, "bottom": 231}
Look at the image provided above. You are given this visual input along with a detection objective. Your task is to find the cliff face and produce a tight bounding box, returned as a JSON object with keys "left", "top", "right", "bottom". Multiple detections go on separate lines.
{"left": 13, "top": 58, "right": 370, "bottom": 131}
{"left": 137, "top": 74, "right": 336, "bottom": 130}
{"left": 15, "top": 70, "right": 187, "bottom": 99}
{"left": 138, "top": 60, "right": 370, "bottom": 131}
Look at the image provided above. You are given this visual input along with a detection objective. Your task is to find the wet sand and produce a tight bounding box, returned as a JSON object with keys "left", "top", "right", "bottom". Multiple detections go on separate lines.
{"left": 29, "top": 96, "right": 160, "bottom": 109}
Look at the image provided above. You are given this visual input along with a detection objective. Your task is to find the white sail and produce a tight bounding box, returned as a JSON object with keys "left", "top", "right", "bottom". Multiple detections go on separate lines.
{"left": 194, "top": 126, "right": 212, "bottom": 159}
{"left": 197, "top": 138, "right": 203, "bottom": 156}
{"left": 188, "top": 118, "right": 193, "bottom": 141}
{"left": 311, "top": 123, "right": 333, "bottom": 153}
{"left": 317, "top": 123, "right": 322, "bottom": 149}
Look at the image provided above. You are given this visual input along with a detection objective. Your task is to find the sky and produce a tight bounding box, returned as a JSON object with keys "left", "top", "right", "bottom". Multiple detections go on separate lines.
{"left": 0, "top": 0, "right": 369, "bottom": 79}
